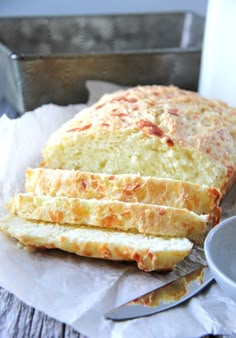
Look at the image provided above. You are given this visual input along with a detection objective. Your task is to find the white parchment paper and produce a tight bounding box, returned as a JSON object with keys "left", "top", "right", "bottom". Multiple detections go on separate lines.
{"left": 0, "top": 82, "right": 236, "bottom": 338}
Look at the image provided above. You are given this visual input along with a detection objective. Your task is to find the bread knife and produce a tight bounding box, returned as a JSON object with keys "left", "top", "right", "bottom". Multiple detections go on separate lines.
{"left": 105, "top": 265, "right": 213, "bottom": 321}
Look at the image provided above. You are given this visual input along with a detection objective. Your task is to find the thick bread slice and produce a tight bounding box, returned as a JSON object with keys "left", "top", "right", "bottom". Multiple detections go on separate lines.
{"left": 8, "top": 193, "right": 208, "bottom": 242}
{"left": 0, "top": 215, "right": 193, "bottom": 272}
{"left": 25, "top": 168, "right": 221, "bottom": 225}
{"left": 40, "top": 85, "right": 236, "bottom": 195}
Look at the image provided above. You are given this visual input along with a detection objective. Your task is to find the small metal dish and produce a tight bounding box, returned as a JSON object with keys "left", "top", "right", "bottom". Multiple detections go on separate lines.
{"left": 205, "top": 216, "right": 236, "bottom": 302}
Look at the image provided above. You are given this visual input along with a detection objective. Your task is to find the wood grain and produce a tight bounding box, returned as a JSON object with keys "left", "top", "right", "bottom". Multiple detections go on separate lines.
{"left": 0, "top": 287, "right": 86, "bottom": 338}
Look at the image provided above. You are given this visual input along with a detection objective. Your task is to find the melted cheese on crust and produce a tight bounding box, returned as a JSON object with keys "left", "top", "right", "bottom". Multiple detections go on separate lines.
{"left": 41, "top": 85, "right": 236, "bottom": 195}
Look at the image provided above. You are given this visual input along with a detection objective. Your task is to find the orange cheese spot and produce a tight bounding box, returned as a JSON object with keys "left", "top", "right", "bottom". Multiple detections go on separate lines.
{"left": 101, "top": 123, "right": 110, "bottom": 127}
{"left": 132, "top": 252, "right": 141, "bottom": 263}
{"left": 110, "top": 113, "right": 128, "bottom": 117}
{"left": 166, "top": 137, "right": 175, "bottom": 147}
{"left": 124, "top": 97, "right": 138, "bottom": 103}
{"left": 83, "top": 242, "right": 92, "bottom": 257}
{"left": 81, "top": 180, "right": 87, "bottom": 189}
{"left": 101, "top": 215, "right": 120, "bottom": 228}
{"left": 95, "top": 103, "right": 105, "bottom": 110}
{"left": 67, "top": 124, "right": 92, "bottom": 133}
{"left": 100, "top": 245, "right": 112, "bottom": 258}
{"left": 136, "top": 119, "right": 164, "bottom": 137}
{"left": 159, "top": 208, "right": 166, "bottom": 216}
{"left": 168, "top": 108, "right": 179, "bottom": 116}
{"left": 49, "top": 210, "right": 64, "bottom": 223}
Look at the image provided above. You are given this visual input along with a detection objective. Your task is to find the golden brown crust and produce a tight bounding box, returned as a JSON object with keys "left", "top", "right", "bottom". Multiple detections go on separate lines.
{"left": 40, "top": 85, "right": 236, "bottom": 195}
{"left": 0, "top": 215, "right": 193, "bottom": 272}
{"left": 8, "top": 193, "right": 208, "bottom": 242}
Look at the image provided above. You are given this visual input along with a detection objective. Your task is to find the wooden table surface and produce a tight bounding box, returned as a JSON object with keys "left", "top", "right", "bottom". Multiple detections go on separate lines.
{"left": 0, "top": 287, "right": 86, "bottom": 338}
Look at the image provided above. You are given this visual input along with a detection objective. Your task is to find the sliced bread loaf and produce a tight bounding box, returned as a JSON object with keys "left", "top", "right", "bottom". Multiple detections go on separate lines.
{"left": 8, "top": 193, "right": 208, "bottom": 242}
{"left": 0, "top": 215, "right": 193, "bottom": 272}
{"left": 25, "top": 168, "right": 221, "bottom": 225}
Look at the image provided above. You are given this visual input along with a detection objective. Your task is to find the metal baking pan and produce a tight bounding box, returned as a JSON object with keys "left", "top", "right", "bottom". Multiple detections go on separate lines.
{"left": 0, "top": 12, "right": 204, "bottom": 117}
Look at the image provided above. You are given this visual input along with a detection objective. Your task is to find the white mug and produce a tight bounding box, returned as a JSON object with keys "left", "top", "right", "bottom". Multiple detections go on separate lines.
{"left": 198, "top": 0, "right": 236, "bottom": 107}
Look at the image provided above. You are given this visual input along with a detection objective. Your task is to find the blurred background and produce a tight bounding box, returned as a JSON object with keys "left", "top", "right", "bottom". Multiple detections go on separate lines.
{"left": 0, "top": 0, "right": 207, "bottom": 17}
{"left": 0, "top": 0, "right": 209, "bottom": 118}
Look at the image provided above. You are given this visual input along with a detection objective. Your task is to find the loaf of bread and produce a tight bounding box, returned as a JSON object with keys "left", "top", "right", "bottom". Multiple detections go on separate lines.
{"left": 25, "top": 168, "right": 221, "bottom": 225}
{"left": 8, "top": 193, "right": 208, "bottom": 242}
{"left": 2, "top": 84, "right": 235, "bottom": 272}
{"left": 0, "top": 215, "right": 193, "bottom": 272}
{"left": 40, "top": 85, "right": 236, "bottom": 195}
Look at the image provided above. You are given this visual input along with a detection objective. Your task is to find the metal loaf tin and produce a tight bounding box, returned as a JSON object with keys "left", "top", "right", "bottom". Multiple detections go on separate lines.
{"left": 0, "top": 12, "right": 204, "bottom": 117}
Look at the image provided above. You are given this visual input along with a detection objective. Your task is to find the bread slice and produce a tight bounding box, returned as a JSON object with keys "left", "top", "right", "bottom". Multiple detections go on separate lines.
{"left": 0, "top": 215, "right": 193, "bottom": 272}
{"left": 25, "top": 168, "right": 221, "bottom": 225}
{"left": 8, "top": 193, "right": 208, "bottom": 242}
{"left": 40, "top": 85, "right": 236, "bottom": 195}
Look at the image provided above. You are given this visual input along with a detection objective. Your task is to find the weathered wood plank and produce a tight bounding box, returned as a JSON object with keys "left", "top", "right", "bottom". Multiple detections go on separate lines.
{"left": 0, "top": 287, "right": 86, "bottom": 338}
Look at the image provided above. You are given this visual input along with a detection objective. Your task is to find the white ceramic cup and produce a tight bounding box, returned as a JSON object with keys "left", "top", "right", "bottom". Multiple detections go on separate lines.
{"left": 198, "top": 0, "right": 236, "bottom": 107}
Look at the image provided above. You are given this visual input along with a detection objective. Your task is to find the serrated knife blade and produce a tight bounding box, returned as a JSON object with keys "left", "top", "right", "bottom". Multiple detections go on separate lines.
{"left": 105, "top": 265, "right": 213, "bottom": 321}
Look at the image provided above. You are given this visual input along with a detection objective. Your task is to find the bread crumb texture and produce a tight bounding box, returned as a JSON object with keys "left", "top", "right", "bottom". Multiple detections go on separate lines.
{"left": 8, "top": 193, "right": 208, "bottom": 242}
{"left": 0, "top": 215, "right": 193, "bottom": 271}
{"left": 1, "top": 85, "right": 235, "bottom": 272}
{"left": 25, "top": 168, "right": 221, "bottom": 221}
{"left": 40, "top": 85, "right": 236, "bottom": 195}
